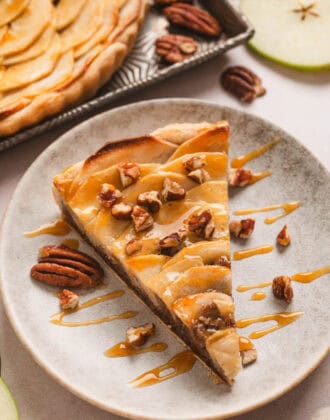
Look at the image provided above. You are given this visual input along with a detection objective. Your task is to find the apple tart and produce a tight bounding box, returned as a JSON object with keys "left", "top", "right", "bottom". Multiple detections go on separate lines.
{"left": 53, "top": 121, "right": 242, "bottom": 385}
{"left": 0, "top": 0, "right": 148, "bottom": 136}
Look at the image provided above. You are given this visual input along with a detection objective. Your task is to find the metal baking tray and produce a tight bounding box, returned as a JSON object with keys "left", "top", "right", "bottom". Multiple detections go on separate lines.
{"left": 0, "top": 0, "right": 254, "bottom": 152}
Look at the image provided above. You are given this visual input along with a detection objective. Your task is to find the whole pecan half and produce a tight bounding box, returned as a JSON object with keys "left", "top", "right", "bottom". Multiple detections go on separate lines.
{"left": 31, "top": 245, "right": 104, "bottom": 288}
{"left": 163, "top": 3, "right": 222, "bottom": 37}
{"left": 156, "top": 34, "right": 198, "bottom": 63}
{"left": 221, "top": 66, "right": 266, "bottom": 103}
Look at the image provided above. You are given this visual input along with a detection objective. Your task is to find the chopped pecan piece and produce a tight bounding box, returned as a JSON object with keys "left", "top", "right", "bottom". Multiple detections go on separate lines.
{"left": 59, "top": 289, "right": 79, "bottom": 310}
{"left": 111, "top": 202, "right": 133, "bottom": 220}
{"left": 137, "top": 190, "right": 162, "bottom": 213}
{"left": 97, "top": 183, "right": 122, "bottom": 208}
{"left": 164, "top": 3, "right": 222, "bottom": 37}
{"left": 229, "top": 218, "right": 255, "bottom": 239}
{"left": 214, "top": 256, "right": 231, "bottom": 268}
{"left": 126, "top": 323, "right": 155, "bottom": 346}
{"left": 229, "top": 168, "right": 252, "bottom": 187}
{"left": 193, "top": 303, "right": 234, "bottom": 340}
{"left": 182, "top": 155, "right": 206, "bottom": 172}
{"left": 156, "top": 34, "right": 198, "bottom": 63}
{"left": 276, "top": 224, "right": 291, "bottom": 247}
{"left": 162, "top": 177, "right": 186, "bottom": 201}
{"left": 31, "top": 245, "right": 104, "bottom": 288}
{"left": 118, "top": 162, "right": 141, "bottom": 188}
{"left": 188, "top": 168, "right": 211, "bottom": 184}
{"left": 131, "top": 205, "right": 154, "bottom": 232}
{"left": 272, "top": 275, "right": 293, "bottom": 303}
{"left": 241, "top": 348, "right": 257, "bottom": 366}
{"left": 159, "top": 232, "right": 182, "bottom": 256}
{"left": 125, "top": 238, "right": 143, "bottom": 256}
{"left": 188, "top": 209, "right": 215, "bottom": 239}
{"left": 221, "top": 66, "right": 266, "bottom": 103}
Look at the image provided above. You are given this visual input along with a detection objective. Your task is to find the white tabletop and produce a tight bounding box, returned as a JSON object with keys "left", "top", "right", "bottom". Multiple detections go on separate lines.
{"left": 0, "top": 44, "right": 329, "bottom": 420}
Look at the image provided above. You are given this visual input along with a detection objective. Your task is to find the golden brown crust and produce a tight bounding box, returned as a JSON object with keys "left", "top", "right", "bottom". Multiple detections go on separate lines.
{"left": 0, "top": 0, "right": 149, "bottom": 137}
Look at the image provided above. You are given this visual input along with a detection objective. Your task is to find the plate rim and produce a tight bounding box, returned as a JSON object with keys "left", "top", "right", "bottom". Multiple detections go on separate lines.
{"left": 0, "top": 98, "right": 329, "bottom": 420}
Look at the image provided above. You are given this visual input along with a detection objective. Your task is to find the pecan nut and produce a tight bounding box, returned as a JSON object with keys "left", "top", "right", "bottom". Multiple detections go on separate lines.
{"left": 131, "top": 205, "right": 154, "bottom": 232}
{"left": 59, "top": 289, "right": 80, "bottom": 310}
{"left": 98, "top": 183, "right": 122, "bottom": 208}
{"left": 214, "top": 256, "right": 231, "bottom": 268}
{"left": 229, "top": 168, "right": 252, "bottom": 187}
{"left": 126, "top": 323, "right": 155, "bottom": 346}
{"left": 188, "top": 209, "right": 215, "bottom": 239}
{"left": 111, "top": 202, "right": 133, "bottom": 220}
{"left": 241, "top": 348, "right": 257, "bottom": 366}
{"left": 137, "top": 190, "right": 162, "bottom": 213}
{"left": 163, "top": 3, "right": 222, "bottom": 37}
{"left": 182, "top": 155, "right": 206, "bottom": 172}
{"left": 229, "top": 218, "right": 255, "bottom": 239}
{"left": 156, "top": 34, "right": 198, "bottom": 63}
{"left": 188, "top": 168, "right": 210, "bottom": 184}
{"left": 118, "top": 162, "right": 141, "bottom": 188}
{"left": 159, "top": 232, "right": 182, "bottom": 256}
{"left": 221, "top": 66, "right": 266, "bottom": 103}
{"left": 162, "top": 177, "right": 186, "bottom": 201}
{"left": 276, "top": 224, "right": 291, "bottom": 247}
{"left": 31, "top": 245, "right": 104, "bottom": 288}
{"left": 272, "top": 275, "right": 294, "bottom": 303}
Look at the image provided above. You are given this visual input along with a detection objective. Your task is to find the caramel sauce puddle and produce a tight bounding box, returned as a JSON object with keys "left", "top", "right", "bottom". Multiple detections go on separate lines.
{"left": 24, "top": 218, "right": 71, "bottom": 237}
{"left": 250, "top": 291, "right": 266, "bottom": 301}
{"left": 50, "top": 290, "right": 137, "bottom": 327}
{"left": 233, "top": 245, "right": 273, "bottom": 260}
{"left": 130, "top": 350, "right": 196, "bottom": 387}
{"left": 237, "top": 311, "right": 303, "bottom": 339}
{"left": 105, "top": 341, "right": 168, "bottom": 358}
{"left": 239, "top": 336, "right": 254, "bottom": 351}
{"left": 231, "top": 138, "right": 281, "bottom": 168}
{"left": 234, "top": 201, "right": 301, "bottom": 224}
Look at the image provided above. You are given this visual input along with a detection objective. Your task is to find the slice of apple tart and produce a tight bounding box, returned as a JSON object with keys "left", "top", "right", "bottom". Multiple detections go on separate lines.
{"left": 53, "top": 120, "right": 242, "bottom": 385}
{"left": 0, "top": 0, "right": 148, "bottom": 136}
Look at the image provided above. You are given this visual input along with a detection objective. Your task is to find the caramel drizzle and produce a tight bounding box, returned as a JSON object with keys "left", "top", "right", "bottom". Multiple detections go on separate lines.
{"left": 130, "top": 350, "right": 196, "bottom": 388}
{"left": 292, "top": 266, "right": 330, "bottom": 283}
{"left": 237, "top": 281, "right": 272, "bottom": 292}
{"left": 248, "top": 170, "right": 272, "bottom": 185}
{"left": 236, "top": 311, "right": 303, "bottom": 339}
{"left": 250, "top": 291, "right": 266, "bottom": 301}
{"left": 60, "top": 238, "right": 79, "bottom": 249}
{"left": 239, "top": 336, "right": 254, "bottom": 351}
{"left": 24, "top": 219, "right": 71, "bottom": 237}
{"left": 105, "top": 341, "right": 168, "bottom": 358}
{"left": 233, "top": 245, "right": 273, "bottom": 260}
{"left": 234, "top": 201, "right": 301, "bottom": 224}
{"left": 236, "top": 265, "right": 330, "bottom": 292}
{"left": 50, "top": 291, "right": 137, "bottom": 327}
{"left": 231, "top": 138, "right": 281, "bottom": 168}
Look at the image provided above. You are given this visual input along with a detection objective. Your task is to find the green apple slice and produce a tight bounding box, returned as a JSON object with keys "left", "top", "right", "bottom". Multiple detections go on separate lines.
{"left": 0, "top": 377, "right": 19, "bottom": 420}
{"left": 240, "top": 0, "right": 330, "bottom": 70}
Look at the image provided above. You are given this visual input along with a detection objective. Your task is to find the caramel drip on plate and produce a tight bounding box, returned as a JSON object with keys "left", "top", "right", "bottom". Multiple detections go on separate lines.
{"left": 130, "top": 350, "right": 196, "bottom": 388}
{"left": 50, "top": 290, "right": 137, "bottom": 327}
{"left": 234, "top": 201, "right": 301, "bottom": 224}
{"left": 60, "top": 238, "right": 79, "bottom": 249}
{"left": 231, "top": 138, "right": 281, "bottom": 168}
{"left": 236, "top": 281, "right": 272, "bottom": 292}
{"left": 233, "top": 245, "right": 273, "bottom": 260}
{"left": 248, "top": 170, "right": 273, "bottom": 185}
{"left": 105, "top": 341, "right": 168, "bottom": 358}
{"left": 24, "top": 219, "right": 71, "bottom": 237}
{"left": 239, "top": 336, "right": 254, "bottom": 351}
{"left": 292, "top": 266, "right": 330, "bottom": 283}
{"left": 236, "top": 311, "right": 303, "bottom": 339}
{"left": 250, "top": 291, "right": 266, "bottom": 301}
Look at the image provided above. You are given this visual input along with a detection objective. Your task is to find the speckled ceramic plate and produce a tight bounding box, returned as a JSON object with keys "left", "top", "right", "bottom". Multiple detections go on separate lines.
{"left": 1, "top": 99, "right": 329, "bottom": 420}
